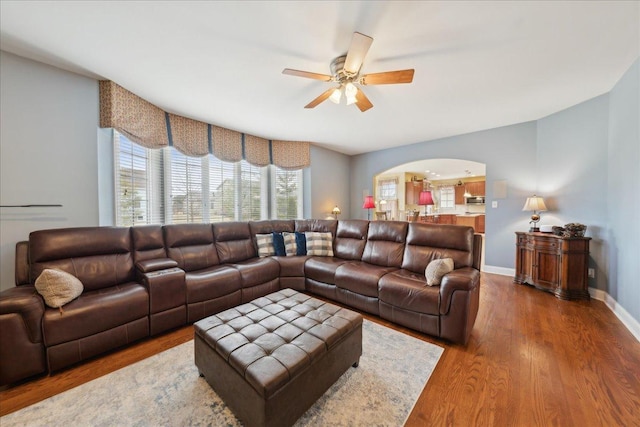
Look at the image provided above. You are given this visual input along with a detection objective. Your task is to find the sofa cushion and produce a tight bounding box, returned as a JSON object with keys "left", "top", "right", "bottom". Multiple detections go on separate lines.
{"left": 335, "top": 262, "right": 397, "bottom": 297}
{"left": 29, "top": 227, "right": 135, "bottom": 291}
{"left": 228, "top": 257, "right": 281, "bottom": 288}
{"left": 185, "top": 265, "right": 242, "bottom": 303}
{"left": 334, "top": 220, "right": 369, "bottom": 260}
{"left": 164, "top": 223, "right": 219, "bottom": 271}
{"left": 304, "top": 257, "right": 348, "bottom": 285}
{"left": 256, "top": 234, "right": 276, "bottom": 257}
{"left": 361, "top": 221, "right": 407, "bottom": 267}
{"left": 305, "top": 232, "right": 334, "bottom": 256}
{"left": 401, "top": 223, "right": 473, "bottom": 273}
{"left": 378, "top": 270, "right": 440, "bottom": 315}
{"left": 214, "top": 222, "right": 256, "bottom": 263}
{"left": 425, "top": 258, "right": 454, "bottom": 286}
{"left": 35, "top": 269, "right": 83, "bottom": 308}
{"left": 42, "top": 282, "right": 149, "bottom": 347}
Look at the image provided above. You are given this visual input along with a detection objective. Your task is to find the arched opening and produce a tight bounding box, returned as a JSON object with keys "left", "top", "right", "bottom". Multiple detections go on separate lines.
{"left": 373, "top": 158, "right": 487, "bottom": 232}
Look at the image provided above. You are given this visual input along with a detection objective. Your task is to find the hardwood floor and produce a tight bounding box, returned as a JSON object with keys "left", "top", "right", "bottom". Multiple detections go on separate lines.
{"left": 1, "top": 273, "right": 639, "bottom": 425}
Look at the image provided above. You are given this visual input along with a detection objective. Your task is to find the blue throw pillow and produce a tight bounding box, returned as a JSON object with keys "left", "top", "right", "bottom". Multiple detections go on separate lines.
{"left": 272, "top": 232, "right": 286, "bottom": 256}
{"left": 295, "top": 232, "right": 307, "bottom": 255}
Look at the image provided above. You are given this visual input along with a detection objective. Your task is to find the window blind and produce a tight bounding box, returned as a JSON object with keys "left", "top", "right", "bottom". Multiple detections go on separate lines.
{"left": 113, "top": 133, "right": 303, "bottom": 226}
{"left": 114, "top": 131, "right": 164, "bottom": 225}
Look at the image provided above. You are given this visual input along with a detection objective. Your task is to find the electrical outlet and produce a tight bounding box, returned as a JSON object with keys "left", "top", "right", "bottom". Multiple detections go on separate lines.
{"left": 492, "top": 201, "right": 498, "bottom": 208}
{"left": 588, "top": 268, "right": 595, "bottom": 278}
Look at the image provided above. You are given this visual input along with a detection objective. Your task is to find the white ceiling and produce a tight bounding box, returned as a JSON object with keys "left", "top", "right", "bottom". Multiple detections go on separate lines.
{"left": 0, "top": 1, "right": 638, "bottom": 156}
{"left": 383, "top": 158, "right": 485, "bottom": 181}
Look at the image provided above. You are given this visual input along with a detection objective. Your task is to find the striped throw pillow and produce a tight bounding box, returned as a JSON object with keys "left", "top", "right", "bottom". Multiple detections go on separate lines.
{"left": 255, "top": 233, "right": 275, "bottom": 257}
{"left": 282, "top": 232, "right": 298, "bottom": 256}
{"left": 304, "top": 231, "right": 334, "bottom": 256}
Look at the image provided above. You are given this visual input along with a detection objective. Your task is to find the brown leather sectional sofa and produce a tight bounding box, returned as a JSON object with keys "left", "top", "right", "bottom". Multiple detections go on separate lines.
{"left": 0, "top": 219, "right": 481, "bottom": 386}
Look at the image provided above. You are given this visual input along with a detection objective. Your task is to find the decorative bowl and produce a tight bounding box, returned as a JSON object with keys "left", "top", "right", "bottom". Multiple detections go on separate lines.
{"left": 562, "top": 223, "right": 587, "bottom": 237}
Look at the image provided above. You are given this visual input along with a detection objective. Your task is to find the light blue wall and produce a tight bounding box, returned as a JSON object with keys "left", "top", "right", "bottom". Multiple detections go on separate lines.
{"left": 536, "top": 94, "right": 610, "bottom": 291}
{"left": 0, "top": 51, "right": 100, "bottom": 292}
{"left": 305, "top": 145, "right": 351, "bottom": 220}
{"left": 607, "top": 59, "right": 640, "bottom": 320}
{"left": 350, "top": 122, "right": 538, "bottom": 269}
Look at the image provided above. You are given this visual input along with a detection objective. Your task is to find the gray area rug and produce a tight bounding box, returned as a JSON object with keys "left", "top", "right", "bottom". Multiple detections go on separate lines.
{"left": 2, "top": 319, "right": 443, "bottom": 427}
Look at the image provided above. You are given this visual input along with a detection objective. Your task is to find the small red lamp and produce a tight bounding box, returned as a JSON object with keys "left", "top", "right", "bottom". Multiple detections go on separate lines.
{"left": 418, "top": 190, "right": 434, "bottom": 215}
{"left": 362, "top": 195, "right": 375, "bottom": 220}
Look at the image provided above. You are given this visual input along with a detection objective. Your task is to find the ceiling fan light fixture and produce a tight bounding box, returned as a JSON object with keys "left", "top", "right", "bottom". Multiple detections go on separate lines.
{"left": 345, "top": 82, "right": 358, "bottom": 105}
{"left": 329, "top": 87, "right": 342, "bottom": 104}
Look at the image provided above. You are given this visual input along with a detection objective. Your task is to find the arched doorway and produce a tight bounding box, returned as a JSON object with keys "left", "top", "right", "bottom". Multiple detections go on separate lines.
{"left": 373, "top": 158, "right": 487, "bottom": 232}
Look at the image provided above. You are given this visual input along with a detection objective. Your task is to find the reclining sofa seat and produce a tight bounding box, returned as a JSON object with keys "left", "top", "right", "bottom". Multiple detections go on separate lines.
{"left": 213, "top": 222, "right": 280, "bottom": 303}
{"left": 29, "top": 227, "right": 149, "bottom": 372}
{"left": 378, "top": 222, "right": 480, "bottom": 344}
{"left": 335, "top": 221, "right": 408, "bottom": 315}
{"left": 299, "top": 219, "right": 367, "bottom": 300}
{"left": 164, "top": 223, "right": 241, "bottom": 323}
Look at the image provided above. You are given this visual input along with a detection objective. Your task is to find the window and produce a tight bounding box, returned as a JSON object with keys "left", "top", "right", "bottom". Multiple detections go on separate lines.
{"left": 113, "top": 131, "right": 303, "bottom": 226}
{"left": 114, "top": 132, "right": 164, "bottom": 226}
{"left": 376, "top": 177, "right": 399, "bottom": 220}
{"left": 439, "top": 185, "right": 455, "bottom": 209}
{"left": 272, "top": 168, "right": 303, "bottom": 219}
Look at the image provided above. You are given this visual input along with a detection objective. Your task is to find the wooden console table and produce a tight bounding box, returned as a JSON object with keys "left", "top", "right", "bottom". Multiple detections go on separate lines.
{"left": 514, "top": 232, "right": 591, "bottom": 300}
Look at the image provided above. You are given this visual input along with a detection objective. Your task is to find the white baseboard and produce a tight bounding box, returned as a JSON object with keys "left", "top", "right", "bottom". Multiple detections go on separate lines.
{"left": 589, "top": 288, "right": 640, "bottom": 343}
{"left": 483, "top": 265, "right": 515, "bottom": 276}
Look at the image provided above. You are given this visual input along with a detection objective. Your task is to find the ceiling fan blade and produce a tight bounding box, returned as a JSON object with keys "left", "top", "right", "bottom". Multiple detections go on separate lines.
{"left": 282, "top": 68, "right": 332, "bottom": 82}
{"left": 355, "top": 88, "right": 373, "bottom": 112}
{"left": 305, "top": 88, "right": 335, "bottom": 109}
{"left": 361, "top": 69, "right": 415, "bottom": 85}
{"left": 344, "top": 32, "right": 373, "bottom": 74}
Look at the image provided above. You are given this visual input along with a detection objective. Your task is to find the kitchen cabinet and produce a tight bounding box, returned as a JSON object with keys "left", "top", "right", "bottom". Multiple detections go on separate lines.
{"left": 514, "top": 232, "right": 591, "bottom": 300}
{"left": 465, "top": 181, "right": 486, "bottom": 196}
{"left": 405, "top": 181, "right": 422, "bottom": 205}
{"left": 454, "top": 186, "right": 465, "bottom": 204}
{"left": 454, "top": 181, "right": 486, "bottom": 204}
{"left": 477, "top": 214, "right": 485, "bottom": 233}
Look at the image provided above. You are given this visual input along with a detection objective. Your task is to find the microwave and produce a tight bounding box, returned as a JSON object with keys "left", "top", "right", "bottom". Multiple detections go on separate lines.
{"left": 465, "top": 196, "right": 485, "bottom": 205}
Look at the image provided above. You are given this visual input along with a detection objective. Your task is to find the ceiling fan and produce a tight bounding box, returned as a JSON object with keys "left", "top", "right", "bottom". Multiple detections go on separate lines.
{"left": 282, "top": 32, "right": 414, "bottom": 112}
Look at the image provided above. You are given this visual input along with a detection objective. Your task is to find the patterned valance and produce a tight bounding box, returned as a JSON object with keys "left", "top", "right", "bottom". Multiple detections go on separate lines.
{"left": 99, "top": 81, "right": 310, "bottom": 169}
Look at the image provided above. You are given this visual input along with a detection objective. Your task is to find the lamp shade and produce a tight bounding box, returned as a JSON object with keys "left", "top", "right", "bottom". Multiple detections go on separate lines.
{"left": 418, "top": 191, "right": 434, "bottom": 206}
{"left": 332, "top": 206, "right": 341, "bottom": 215}
{"left": 522, "top": 195, "right": 547, "bottom": 212}
{"left": 362, "top": 195, "right": 375, "bottom": 209}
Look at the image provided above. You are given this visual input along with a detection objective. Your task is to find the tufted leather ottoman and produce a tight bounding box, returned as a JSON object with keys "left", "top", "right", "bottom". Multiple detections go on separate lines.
{"left": 194, "top": 288, "right": 363, "bottom": 427}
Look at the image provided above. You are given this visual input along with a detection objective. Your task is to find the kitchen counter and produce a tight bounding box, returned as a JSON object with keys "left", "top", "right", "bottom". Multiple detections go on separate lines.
{"left": 455, "top": 214, "right": 485, "bottom": 233}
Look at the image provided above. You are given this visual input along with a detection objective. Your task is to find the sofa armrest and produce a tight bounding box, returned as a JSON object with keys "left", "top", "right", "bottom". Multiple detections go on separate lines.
{"left": 0, "top": 286, "right": 47, "bottom": 385}
{"left": 439, "top": 267, "right": 480, "bottom": 315}
{"left": 136, "top": 258, "right": 179, "bottom": 273}
{"left": 0, "top": 286, "right": 44, "bottom": 343}
{"left": 137, "top": 267, "right": 186, "bottom": 335}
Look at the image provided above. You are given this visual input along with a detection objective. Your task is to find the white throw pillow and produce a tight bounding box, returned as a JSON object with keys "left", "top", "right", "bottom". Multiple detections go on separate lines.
{"left": 425, "top": 258, "right": 454, "bottom": 286}
{"left": 304, "top": 231, "right": 334, "bottom": 256}
{"left": 35, "top": 269, "right": 84, "bottom": 308}
{"left": 255, "top": 233, "right": 275, "bottom": 257}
